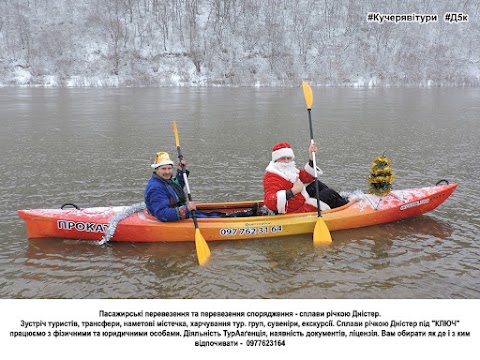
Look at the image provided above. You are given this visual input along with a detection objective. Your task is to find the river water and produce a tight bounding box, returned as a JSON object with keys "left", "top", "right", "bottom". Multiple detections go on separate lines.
{"left": 1, "top": 87, "right": 479, "bottom": 299}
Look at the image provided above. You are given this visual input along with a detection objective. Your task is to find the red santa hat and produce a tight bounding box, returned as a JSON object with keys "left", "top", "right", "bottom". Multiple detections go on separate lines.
{"left": 272, "top": 142, "right": 295, "bottom": 162}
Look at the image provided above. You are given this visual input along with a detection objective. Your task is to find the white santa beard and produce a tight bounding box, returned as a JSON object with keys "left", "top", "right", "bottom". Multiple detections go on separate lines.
{"left": 273, "top": 161, "right": 299, "bottom": 182}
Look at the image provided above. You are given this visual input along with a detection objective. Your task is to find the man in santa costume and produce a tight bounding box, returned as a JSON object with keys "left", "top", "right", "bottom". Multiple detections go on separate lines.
{"left": 263, "top": 142, "right": 347, "bottom": 214}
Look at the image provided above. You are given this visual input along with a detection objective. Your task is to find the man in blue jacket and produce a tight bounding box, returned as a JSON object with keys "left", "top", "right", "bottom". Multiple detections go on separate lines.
{"left": 145, "top": 151, "right": 263, "bottom": 222}
{"left": 144, "top": 151, "right": 199, "bottom": 222}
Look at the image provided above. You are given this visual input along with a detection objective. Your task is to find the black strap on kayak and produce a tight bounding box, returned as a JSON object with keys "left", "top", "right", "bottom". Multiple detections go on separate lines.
{"left": 436, "top": 179, "right": 450, "bottom": 186}
{"left": 61, "top": 203, "right": 80, "bottom": 210}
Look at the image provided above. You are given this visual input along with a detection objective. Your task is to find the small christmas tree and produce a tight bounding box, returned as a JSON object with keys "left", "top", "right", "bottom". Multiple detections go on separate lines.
{"left": 368, "top": 153, "right": 395, "bottom": 196}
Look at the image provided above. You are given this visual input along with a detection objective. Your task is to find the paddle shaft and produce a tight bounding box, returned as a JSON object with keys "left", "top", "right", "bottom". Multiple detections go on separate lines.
{"left": 172, "top": 120, "right": 210, "bottom": 265}
{"left": 176, "top": 147, "right": 200, "bottom": 228}
{"left": 301, "top": 80, "right": 332, "bottom": 245}
{"left": 307, "top": 108, "right": 322, "bottom": 218}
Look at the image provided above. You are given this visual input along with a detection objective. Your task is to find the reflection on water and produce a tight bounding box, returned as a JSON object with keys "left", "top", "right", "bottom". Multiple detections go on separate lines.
{"left": 1, "top": 87, "right": 480, "bottom": 299}
{"left": 16, "top": 215, "right": 458, "bottom": 299}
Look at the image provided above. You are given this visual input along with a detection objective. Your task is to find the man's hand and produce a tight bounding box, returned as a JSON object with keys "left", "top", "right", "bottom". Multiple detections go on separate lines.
{"left": 292, "top": 178, "right": 304, "bottom": 195}
{"left": 177, "top": 159, "right": 187, "bottom": 170}
{"left": 308, "top": 143, "right": 318, "bottom": 160}
{"left": 187, "top": 201, "right": 197, "bottom": 211}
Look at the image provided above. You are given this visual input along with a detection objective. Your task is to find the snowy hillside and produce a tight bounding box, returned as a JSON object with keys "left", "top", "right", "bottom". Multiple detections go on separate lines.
{"left": 0, "top": 0, "right": 479, "bottom": 87}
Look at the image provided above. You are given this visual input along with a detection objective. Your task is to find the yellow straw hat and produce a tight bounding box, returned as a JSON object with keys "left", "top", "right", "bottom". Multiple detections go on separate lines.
{"left": 151, "top": 152, "right": 174, "bottom": 169}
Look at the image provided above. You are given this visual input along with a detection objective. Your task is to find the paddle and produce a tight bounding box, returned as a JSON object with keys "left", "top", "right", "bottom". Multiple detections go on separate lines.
{"left": 301, "top": 81, "right": 333, "bottom": 246}
{"left": 172, "top": 121, "right": 211, "bottom": 266}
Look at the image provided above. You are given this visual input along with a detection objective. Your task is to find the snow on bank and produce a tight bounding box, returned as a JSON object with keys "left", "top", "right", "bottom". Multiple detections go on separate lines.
{"left": 3, "top": 70, "right": 477, "bottom": 88}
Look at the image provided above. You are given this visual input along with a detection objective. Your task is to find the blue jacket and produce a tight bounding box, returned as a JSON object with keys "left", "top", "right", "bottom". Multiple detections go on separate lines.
{"left": 144, "top": 170, "right": 192, "bottom": 222}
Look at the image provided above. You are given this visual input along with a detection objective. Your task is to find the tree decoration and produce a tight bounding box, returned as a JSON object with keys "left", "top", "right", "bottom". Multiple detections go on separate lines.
{"left": 368, "top": 153, "right": 395, "bottom": 196}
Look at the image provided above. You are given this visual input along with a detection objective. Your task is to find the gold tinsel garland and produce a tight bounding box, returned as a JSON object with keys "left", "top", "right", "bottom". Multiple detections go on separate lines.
{"left": 368, "top": 154, "right": 395, "bottom": 196}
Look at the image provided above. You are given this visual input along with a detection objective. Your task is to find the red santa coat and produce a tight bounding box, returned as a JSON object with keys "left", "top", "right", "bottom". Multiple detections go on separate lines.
{"left": 263, "top": 162, "right": 330, "bottom": 214}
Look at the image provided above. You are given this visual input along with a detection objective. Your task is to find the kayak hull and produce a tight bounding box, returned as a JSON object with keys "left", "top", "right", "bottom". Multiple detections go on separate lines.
{"left": 18, "top": 183, "right": 457, "bottom": 242}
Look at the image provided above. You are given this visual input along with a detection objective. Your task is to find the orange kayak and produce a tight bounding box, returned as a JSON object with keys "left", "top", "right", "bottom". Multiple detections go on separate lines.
{"left": 18, "top": 183, "right": 457, "bottom": 242}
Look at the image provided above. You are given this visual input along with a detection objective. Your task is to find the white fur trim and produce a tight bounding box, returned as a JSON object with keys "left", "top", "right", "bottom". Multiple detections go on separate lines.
{"left": 272, "top": 147, "right": 295, "bottom": 162}
{"left": 276, "top": 190, "right": 287, "bottom": 214}
{"left": 151, "top": 160, "right": 174, "bottom": 169}
{"left": 302, "top": 184, "right": 331, "bottom": 210}
{"left": 305, "top": 197, "right": 331, "bottom": 211}
{"left": 304, "top": 162, "right": 323, "bottom": 177}
{"left": 300, "top": 187, "right": 310, "bottom": 201}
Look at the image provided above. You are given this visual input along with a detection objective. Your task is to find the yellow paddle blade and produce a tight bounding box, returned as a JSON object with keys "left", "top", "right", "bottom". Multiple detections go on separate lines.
{"left": 172, "top": 120, "right": 180, "bottom": 147}
{"left": 313, "top": 217, "right": 332, "bottom": 247}
{"left": 195, "top": 228, "right": 211, "bottom": 266}
{"left": 302, "top": 80, "right": 313, "bottom": 109}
